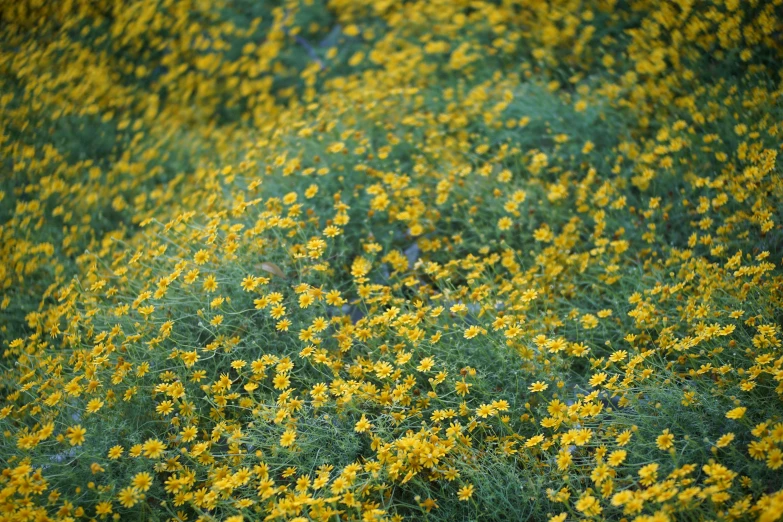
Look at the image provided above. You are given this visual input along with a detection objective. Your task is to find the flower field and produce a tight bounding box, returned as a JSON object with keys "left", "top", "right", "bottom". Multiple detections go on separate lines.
{"left": 2, "top": 0, "right": 783, "bottom": 520}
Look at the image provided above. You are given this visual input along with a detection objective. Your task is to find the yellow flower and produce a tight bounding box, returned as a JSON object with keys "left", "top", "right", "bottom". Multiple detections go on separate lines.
{"left": 240, "top": 275, "right": 259, "bottom": 292}
{"left": 656, "top": 429, "right": 675, "bottom": 450}
{"left": 464, "top": 325, "right": 484, "bottom": 339}
{"left": 716, "top": 433, "right": 735, "bottom": 448}
{"left": 280, "top": 429, "right": 296, "bottom": 447}
{"left": 273, "top": 374, "right": 290, "bottom": 390}
{"left": 107, "top": 445, "right": 124, "bottom": 459}
{"left": 616, "top": 430, "right": 632, "bottom": 446}
{"left": 66, "top": 425, "right": 86, "bottom": 446}
{"left": 141, "top": 438, "right": 166, "bottom": 459}
{"left": 726, "top": 407, "right": 746, "bottom": 420}
{"left": 86, "top": 398, "right": 104, "bottom": 414}
{"left": 529, "top": 381, "right": 548, "bottom": 392}
{"left": 417, "top": 357, "right": 435, "bottom": 372}
{"left": 455, "top": 381, "right": 472, "bottom": 396}
{"left": 355, "top": 415, "right": 372, "bottom": 433}
{"left": 638, "top": 463, "right": 659, "bottom": 486}
{"left": 118, "top": 487, "right": 139, "bottom": 508}
{"left": 556, "top": 448, "right": 572, "bottom": 471}
{"left": 298, "top": 293, "right": 314, "bottom": 308}
{"left": 181, "top": 426, "right": 198, "bottom": 442}
{"left": 611, "top": 490, "right": 633, "bottom": 506}
{"left": 575, "top": 493, "right": 601, "bottom": 515}
{"left": 270, "top": 304, "right": 286, "bottom": 319}
{"left": 476, "top": 404, "right": 496, "bottom": 418}
{"left": 132, "top": 472, "right": 153, "bottom": 492}
{"left": 156, "top": 401, "right": 174, "bottom": 415}
{"left": 350, "top": 256, "right": 371, "bottom": 279}
{"left": 589, "top": 372, "right": 607, "bottom": 387}
{"left": 767, "top": 449, "right": 783, "bottom": 470}
{"left": 275, "top": 318, "right": 291, "bottom": 331}
{"left": 202, "top": 274, "right": 218, "bottom": 292}
{"left": 771, "top": 424, "right": 783, "bottom": 443}
{"left": 607, "top": 450, "right": 626, "bottom": 467}
{"left": 457, "top": 483, "right": 474, "bottom": 501}
{"left": 580, "top": 314, "right": 599, "bottom": 329}
{"left": 194, "top": 250, "right": 209, "bottom": 264}
{"left": 95, "top": 501, "right": 113, "bottom": 516}
{"left": 450, "top": 303, "right": 467, "bottom": 314}
{"left": 327, "top": 142, "right": 345, "bottom": 154}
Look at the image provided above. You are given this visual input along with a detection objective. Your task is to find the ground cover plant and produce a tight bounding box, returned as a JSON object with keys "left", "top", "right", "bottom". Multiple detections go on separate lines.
{"left": 1, "top": 0, "right": 783, "bottom": 520}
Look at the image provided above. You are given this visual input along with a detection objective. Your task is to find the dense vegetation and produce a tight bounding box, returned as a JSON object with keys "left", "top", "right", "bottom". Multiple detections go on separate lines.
{"left": 2, "top": 0, "right": 783, "bottom": 520}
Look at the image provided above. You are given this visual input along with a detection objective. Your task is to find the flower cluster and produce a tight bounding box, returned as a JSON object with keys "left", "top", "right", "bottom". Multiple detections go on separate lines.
{"left": 1, "top": 0, "right": 782, "bottom": 521}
